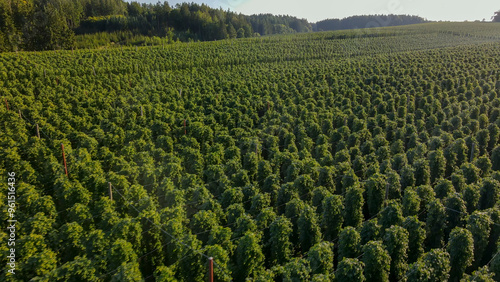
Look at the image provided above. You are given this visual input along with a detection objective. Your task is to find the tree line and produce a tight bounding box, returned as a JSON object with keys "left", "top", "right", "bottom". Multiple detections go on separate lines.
{"left": 314, "top": 15, "right": 427, "bottom": 32}
{"left": 0, "top": 0, "right": 311, "bottom": 52}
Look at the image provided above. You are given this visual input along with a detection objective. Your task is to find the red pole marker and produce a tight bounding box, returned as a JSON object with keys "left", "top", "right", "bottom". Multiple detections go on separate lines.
{"left": 209, "top": 257, "right": 213, "bottom": 282}
{"left": 61, "top": 144, "right": 68, "bottom": 177}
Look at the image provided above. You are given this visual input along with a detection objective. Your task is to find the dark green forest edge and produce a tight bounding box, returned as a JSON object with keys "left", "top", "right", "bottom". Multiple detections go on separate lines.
{"left": 0, "top": 0, "right": 434, "bottom": 52}
{"left": 2, "top": 22, "right": 500, "bottom": 281}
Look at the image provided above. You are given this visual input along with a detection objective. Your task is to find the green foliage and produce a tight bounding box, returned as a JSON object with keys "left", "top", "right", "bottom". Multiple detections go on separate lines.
{"left": 478, "top": 178, "right": 500, "bottom": 210}
{"left": 383, "top": 225, "right": 409, "bottom": 281}
{"left": 282, "top": 257, "right": 311, "bottom": 281}
{"left": 406, "top": 249, "right": 450, "bottom": 282}
{"left": 316, "top": 15, "right": 427, "bottom": 31}
{"left": 429, "top": 149, "right": 446, "bottom": 183}
{"left": 362, "top": 241, "right": 391, "bottom": 282}
{"left": 338, "top": 227, "right": 361, "bottom": 262}
{"left": 461, "top": 266, "right": 496, "bottom": 281}
{"left": 425, "top": 200, "right": 447, "bottom": 249}
{"left": 268, "top": 216, "right": 293, "bottom": 265}
{"left": 336, "top": 258, "right": 365, "bottom": 282}
{"left": 366, "top": 173, "right": 387, "bottom": 217}
{"left": 2, "top": 23, "right": 500, "bottom": 280}
{"left": 379, "top": 199, "right": 404, "bottom": 232}
{"left": 321, "top": 195, "right": 344, "bottom": 241}
{"left": 360, "top": 218, "right": 381, "bottom": 245}
{"left": 447, "top": 227, "right": 474, "bottom": 282}
{"left": 235, "top": 233, "right": 264, "bottom": 281}
{"left": 403, "top": 188, "right": 421, "bottom": 217}
{"left": 344, "top": 186, "right": 364, "bottom": 227}
{"left": 444, "top": 194, "right": 467, "bottom": 238}
{"left": 467, "top": 211, "right": 492, "bottom": 268}
{"left": 297, "top": 205, "right": 322, "bottom": 253}
{"left": 307, "top": 242, "right": 334, "bottom": 276}
{"left": 404, "top": 216, "right": 426, "bottom": 263}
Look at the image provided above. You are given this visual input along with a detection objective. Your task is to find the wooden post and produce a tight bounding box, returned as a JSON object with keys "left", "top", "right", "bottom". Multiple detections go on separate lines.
{"left": 36, "top": 124, "right": 40, "bottom": 139}
{"left": 267, "top": 101, "right": 270, "bottom": 111}
{"left": 209, "top": 257, "right": 213, "bottom": 282}
{"left": 4, "top": 98, "right": 9, "bottom": 111}
{"left": 108, "top": 182, "right": 113, "bottom": 201}
{"left": 179, "top": 89, "right": 182, "bottom": 97}
{"left": 184, "top": 119, "right": 187, "bottom": 135}
{"left": 18, "top": 110, "right": 21, "bottom": 119}
{"left": 61, "top": 144, "right": 68, "bottom": 177}
{"left": 141, "top": 106, "right": 143, "bottom": 117}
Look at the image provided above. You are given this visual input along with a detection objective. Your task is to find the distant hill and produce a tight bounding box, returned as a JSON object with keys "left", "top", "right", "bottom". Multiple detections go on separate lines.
{"left": 315, "top": 15, "right": 428, "bottom": 31}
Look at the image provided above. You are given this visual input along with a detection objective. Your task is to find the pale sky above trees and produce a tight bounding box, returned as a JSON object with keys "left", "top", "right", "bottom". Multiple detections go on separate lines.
{"left": 133, "top": 0, "right": 499, "bottom": 22}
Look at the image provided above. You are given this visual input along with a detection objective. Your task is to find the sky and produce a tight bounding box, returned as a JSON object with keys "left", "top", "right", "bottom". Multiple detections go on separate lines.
{"left": 133, "top": 0, "right": 499, "bottom": 23}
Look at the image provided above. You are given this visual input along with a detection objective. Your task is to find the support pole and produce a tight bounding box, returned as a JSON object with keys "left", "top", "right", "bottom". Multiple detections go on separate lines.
{"left": 18, "top": 110, "right": 21, "bottom": 119}
{"left": 141, "top": 106, "right": 143, "bottom": 117}
{"left": 4, "top": 98, "right": 9, "bottom": 111}
{"left": 36, "top": 124, "right": 40, "bottom": 139}
{"left": 209, "top": 257, "right": 213, "bottom": 282}
{"left": 184, "top": 119, "right": 187, "bottom": 135}
{"left": 109, "top": 182, "right": 113, "bottom": 201}
{"left": 61, "top": 144, "right": 68, "bottom": 177}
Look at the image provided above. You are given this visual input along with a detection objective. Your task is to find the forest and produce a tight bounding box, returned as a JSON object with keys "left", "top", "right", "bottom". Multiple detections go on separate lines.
{"left": 1, "top": 22, "right": 500, "bottom": 281}
{"left": 0, "top": 0, "right": 312, "bottom": 51}
{"left": 0, "top": 0, "right": 437, "bottom": 52}
{"left": 314, "top": 15, "right": 427, "bottom": 32}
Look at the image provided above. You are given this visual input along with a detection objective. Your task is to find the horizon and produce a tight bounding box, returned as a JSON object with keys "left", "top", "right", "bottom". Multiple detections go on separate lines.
{"left": 130, "top": 0, "right": 499, "bottom": 23}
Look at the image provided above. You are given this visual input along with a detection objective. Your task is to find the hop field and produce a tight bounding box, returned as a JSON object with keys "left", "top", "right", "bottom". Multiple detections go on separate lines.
{"left": 1, "top": 22, "right": 500, "bottom": 281}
